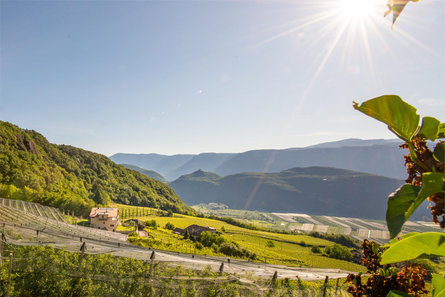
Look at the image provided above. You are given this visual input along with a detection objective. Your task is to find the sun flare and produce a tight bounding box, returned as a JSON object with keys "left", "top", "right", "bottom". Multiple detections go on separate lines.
{"left": 337, "top": 0, "right": 380, "bottom": 20}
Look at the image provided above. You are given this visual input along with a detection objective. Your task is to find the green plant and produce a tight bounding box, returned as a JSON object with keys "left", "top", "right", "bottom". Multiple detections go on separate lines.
{"left": 266, "top": 240, "right": 275, "bottom": 248}
{"left": 164, "top": 222, "right": 175, "bottom": 230}
{"left": 183, "top": 229, "right": 190, "bottom": 240}
{"left": 348, "top": 95, "right": 445, "bottom": 296}
{"left": 128, "top": 231, "right": 139, "bottom": 237}
{"left": 325, "top": 244, "right": 352, "bottom": 261}
{"left": 311, "top": 245, "right": 321, "bottom": 254}
{"left": 145, "top": 219, "right": 158, "bottom": 229}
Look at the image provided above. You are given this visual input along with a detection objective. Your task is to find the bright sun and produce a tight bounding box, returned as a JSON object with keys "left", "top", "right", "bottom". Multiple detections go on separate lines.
{"left": 338, "top": 0, "right": 380, "bottom": 20}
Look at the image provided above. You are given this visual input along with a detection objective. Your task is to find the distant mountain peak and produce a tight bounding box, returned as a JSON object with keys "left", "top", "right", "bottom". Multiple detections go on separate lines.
{"left": 304, "top": 138, "right": 400, "bottom": 149}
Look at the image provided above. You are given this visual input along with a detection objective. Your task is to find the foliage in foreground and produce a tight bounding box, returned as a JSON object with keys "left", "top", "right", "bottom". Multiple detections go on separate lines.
{"left": 0, "top": 244, "right": 353, "bottom": 297}
{"left": 351, "top": 95, "right": 445, "bottom": 296}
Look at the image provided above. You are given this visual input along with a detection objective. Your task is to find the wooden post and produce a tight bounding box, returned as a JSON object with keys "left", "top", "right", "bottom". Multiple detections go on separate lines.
{"left": 6, "top": 252, "right": 13, "bottom": 297}
{"left": 271, "top": 271, "right": 278, "bottom": 288}
{"left": 149, "top": 251, "right": 155, "bottom": 278}
{"left": 0, "top": 234, "right": 3, "bottom": 266}
{"left": 79, "top": 242, "right": 87, "bottom": 263}
{"left": 335, "top": 278, "right": 339, "bottom": 295}
{"left": 322, "top": 275, "right": 329, "bottom": 297}
{"left": 219, "top": 263, "right": 224, "bottom": 275}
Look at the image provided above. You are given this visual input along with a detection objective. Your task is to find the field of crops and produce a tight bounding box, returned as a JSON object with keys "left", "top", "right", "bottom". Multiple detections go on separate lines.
{"left": 192, "top": 204, "right": 443, "bottom": 244}
{"left": 114, "top": 203, "right": 365, "bottom": 272}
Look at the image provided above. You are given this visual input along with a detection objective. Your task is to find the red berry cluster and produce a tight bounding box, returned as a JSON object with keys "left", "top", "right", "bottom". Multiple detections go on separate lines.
{"left": 345, "top": 240, "right": 428, "bottom": 297}
{"left": 401, "top": 138, "right": 445, "bottom": 228}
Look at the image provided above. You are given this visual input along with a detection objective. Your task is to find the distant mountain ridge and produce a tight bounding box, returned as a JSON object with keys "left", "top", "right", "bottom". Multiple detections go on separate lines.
{"left": 110, "top": 139, "right": 405, "bottom": 180}
{"left": 169, "top": 167, "right": 428, "bottom": 220}
{"left": 120, "top": 164, "right": 168, "bottom": 183}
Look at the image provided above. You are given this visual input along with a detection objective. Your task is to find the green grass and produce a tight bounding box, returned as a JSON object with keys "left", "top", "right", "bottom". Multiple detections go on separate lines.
{"left": 113, "top": 203, "right": 365, "bottom": 272}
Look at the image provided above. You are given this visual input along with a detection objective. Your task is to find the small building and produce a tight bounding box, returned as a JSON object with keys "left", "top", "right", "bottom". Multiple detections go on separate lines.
{"left": 89, "top": 207, "right": 119, "bottom": 231}
{"left": 173, "top": 224, "right": 219, "bottom": 239}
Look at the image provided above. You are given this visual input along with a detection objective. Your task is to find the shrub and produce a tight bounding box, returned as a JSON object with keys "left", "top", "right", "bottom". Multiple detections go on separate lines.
{"left": 195, "top": 241, "right": 203, "bottom": 250}
{"left": 128, "top": 231, "right": 138, "bottom": 237}
{"left": 183, "top": 229, "right": 190, "bottom": 240}
{"left": 136, "top": 221, "right": 146, "bottom": 230}
{"left": 164, "top": 222, "right": 175, "bottom": 230}
{"left": 325, "top": 244, "right": 352, "bottom": 261}
{"left": 145, "top": 219, "right": 157, "bottom": 229}
{"left": 216, "top": 242, "right": 256, "bottom": 259}
{"left": 200, "top": 231, "right": 225, "bottom": 247}
{"left": 300, "top": 240, "right": 307, "bottom": 247}
{"left": 311, "top": 245, "right": 321, "bottom": 253}
{"left": 266, "top": 240, "right": 275, "bottom": 248}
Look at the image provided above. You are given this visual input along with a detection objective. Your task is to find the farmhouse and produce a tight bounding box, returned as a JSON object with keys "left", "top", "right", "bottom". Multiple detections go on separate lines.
{"left": 173, "top": 224, "right": 219, "bottom": 239}
{"left": 89, "top": 207, "right": 119, "bottom": 231}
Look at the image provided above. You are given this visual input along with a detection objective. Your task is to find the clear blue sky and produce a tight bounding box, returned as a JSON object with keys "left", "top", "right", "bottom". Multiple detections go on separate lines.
{"left": 1, "top": 0, "right": 444, "bottom": 155}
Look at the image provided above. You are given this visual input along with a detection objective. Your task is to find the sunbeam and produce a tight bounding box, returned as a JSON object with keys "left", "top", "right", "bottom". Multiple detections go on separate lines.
{"left": 255, "top": 10, "right": 337, "bottom": 47}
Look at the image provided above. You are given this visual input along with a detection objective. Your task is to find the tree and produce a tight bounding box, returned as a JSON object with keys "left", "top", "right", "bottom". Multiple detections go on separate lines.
{"left": 91, "top": 182, "right": 108, "bottom": 206}
{"left": 183, "top": 229, "right": 190, "bottom": 240}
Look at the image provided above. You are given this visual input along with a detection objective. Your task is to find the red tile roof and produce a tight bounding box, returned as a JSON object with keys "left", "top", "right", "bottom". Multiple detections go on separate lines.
{"left": 89, "top": 207, "right": 119, "bottom": 218}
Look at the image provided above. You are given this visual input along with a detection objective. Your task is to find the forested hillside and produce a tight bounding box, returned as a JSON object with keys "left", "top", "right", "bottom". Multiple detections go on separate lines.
{"left": 0, "top": 121, "right": 192, "bottom": 216}
{"left": 170, "top": 167, "right": 429, "bottom": 220}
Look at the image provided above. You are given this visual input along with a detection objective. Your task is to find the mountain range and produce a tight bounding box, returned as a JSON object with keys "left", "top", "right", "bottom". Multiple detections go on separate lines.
{"left": 169, "top": 167, "right": 429, "bottom": 220}
{"left": 110, "top": 139, "right": 406, "bottom": 181}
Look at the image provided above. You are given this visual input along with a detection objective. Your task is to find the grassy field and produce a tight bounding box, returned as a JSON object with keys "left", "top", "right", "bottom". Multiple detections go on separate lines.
{"left": 113, "top": 203, "right": 366, "bottom": 272}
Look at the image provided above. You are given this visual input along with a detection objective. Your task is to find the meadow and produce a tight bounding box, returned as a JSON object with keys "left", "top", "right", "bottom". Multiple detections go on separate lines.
{"left": 114, "top": 203, "right": 366, "bottom": 272}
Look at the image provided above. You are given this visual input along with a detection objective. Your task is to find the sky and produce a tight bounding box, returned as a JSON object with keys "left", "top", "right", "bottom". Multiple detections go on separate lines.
{"left": 1, "top": 0, "right": 444, "bottom": 156}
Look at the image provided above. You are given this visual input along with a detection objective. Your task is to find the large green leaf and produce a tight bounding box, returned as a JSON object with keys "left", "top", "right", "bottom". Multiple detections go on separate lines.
{"left": 353, "top": 95, "right": 420, "bottom": 141}
{"left": 381, "top": 232, "right": 445, "bottom": 264}
{"left": 418, "top": 172, "right": 445, "bottom": 200}
{"left": 432, "top": 273, "right": 445, "bottom": 297}
{"left": 410, "top": 172, "right": 445, "bottom": 222}
{"left": 386, "top": 232, "right": 419, "bottom": 246}
{"left": 434, "top": 143, "right": 445, "bottom": 163}
{"left": 387, "top": 290, "right": 412, "bottom": 297}
{"left": 386, "top": 173, "right": 444, "bottom": 239}
{"left": 416, "top": 116, "right": 440, "bottom": 141}
{"left": 386, "top": 184, "right": 421, "bottom": 239}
